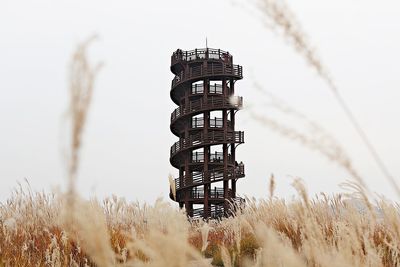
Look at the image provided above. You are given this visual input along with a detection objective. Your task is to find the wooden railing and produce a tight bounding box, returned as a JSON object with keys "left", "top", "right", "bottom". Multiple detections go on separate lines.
{"left": 191, "top": 197, "right": 246, "bottom": 219}
{"left": 209, "top": 84, "right": 224, "bottom": 95}
{"left": 170, "top": 131, "right": 244, "bottom": 158}
{"left": 191, "top": 83, "right": 204, "bottom": 94}
{"left": 210, "top": 117, "right": 224, "bottom": 128}
{"left": 191, "top": 117, "right": 232, "bottom": 129}
{"left": 171, "top": 62, "right": 242, "bottom": 88}
{"left": 192, "top": 204, "right": 225, "bottom": 219}
{"left": 184, "top": 187, "right": 231, "bottom": 200}
{"left": 191, "top": 117, "right": 204, "bottom": 128}
{"left": 174, "top": 165, "right": 245, "bottom": 190}
{"left": 191, "top": 83, "right": 224, "bottom": 95}
{"left": 171, "top": 48, "right": 232, "bottom": 66}
{"left": 191, "top": 151, "right": 232, "bottom": 163}
{"left": 171, "top": 96, "right": 242, "bottom": 123}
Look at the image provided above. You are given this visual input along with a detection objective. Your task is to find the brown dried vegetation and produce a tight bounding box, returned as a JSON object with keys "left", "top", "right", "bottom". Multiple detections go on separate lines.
{"left": 2, "top": 182, "right": 400, "bottom": 266}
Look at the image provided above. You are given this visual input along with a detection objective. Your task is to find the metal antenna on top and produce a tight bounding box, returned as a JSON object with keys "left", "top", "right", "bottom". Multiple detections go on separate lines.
{"left": 206, "top": 37, "right": 208, "bottom": 48}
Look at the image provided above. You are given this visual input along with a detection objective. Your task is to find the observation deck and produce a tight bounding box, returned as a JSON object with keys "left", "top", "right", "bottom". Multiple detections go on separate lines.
{"left": 170, "top": 48, "right": 243, "bottom": 105}
{"left": 168, "top": 48, "right": 245, "bottom": 219}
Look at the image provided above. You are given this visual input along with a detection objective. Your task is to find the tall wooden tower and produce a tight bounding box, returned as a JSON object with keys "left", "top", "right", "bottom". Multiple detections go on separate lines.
{"left": 169, "top": 48, "right": 245, "bottom": 219}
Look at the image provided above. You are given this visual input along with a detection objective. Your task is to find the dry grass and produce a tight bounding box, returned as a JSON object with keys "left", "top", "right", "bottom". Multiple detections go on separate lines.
{"left": 250, "top": 0, "right": 400, "bottom": 195}
{"left": 1, "top": 181, "right": 400, "bottom": 266}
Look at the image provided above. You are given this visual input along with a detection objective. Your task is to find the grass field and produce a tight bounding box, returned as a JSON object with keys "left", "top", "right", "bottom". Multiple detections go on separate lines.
{"left": 1, "top": 179, "right": 400, "bottom": 266}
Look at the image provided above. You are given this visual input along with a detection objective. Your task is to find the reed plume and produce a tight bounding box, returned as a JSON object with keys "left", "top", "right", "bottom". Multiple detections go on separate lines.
{"left": 269, "top": 174, "right": 275, "bottom": 199}
{"left": 247, "top": 81, "right": 368, "bottom": 192}
{"left": 60, "top": 36, "right": 116, "bottom": 267}
{"left": 66, "top": 35, "right": 102, "bottom": 199}
{"left": 169, "top": 174, "right": 177, "bottom": 201}
{"left": 252, "top": 0, "right": 399, "bottom": 196}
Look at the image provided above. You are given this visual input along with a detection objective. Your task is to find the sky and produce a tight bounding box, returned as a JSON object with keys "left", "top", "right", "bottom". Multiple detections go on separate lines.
{"left": 0, "top": 0, "right": 399, "bottom": 203}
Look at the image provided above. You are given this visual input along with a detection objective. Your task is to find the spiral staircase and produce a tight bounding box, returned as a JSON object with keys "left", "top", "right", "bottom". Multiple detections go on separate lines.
{"left": 169, "top": 48, "right": 245, "bottom": 219}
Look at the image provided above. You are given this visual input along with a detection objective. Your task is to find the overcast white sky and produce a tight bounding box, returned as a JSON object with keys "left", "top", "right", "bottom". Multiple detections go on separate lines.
{"left": 0, "top": 0, "right": 399, "bottom": 203}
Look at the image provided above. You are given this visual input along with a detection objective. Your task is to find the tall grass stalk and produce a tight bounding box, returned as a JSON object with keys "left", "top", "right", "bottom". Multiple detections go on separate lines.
{"left": 251, "top": 0, "right": 399, "bottom": 196}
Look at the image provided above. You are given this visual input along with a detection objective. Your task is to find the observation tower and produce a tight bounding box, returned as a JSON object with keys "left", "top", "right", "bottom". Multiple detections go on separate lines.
{"left": 169, "top": 48, "right": 245, "bottom": 219}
